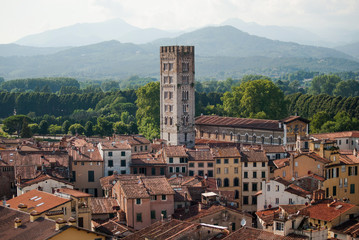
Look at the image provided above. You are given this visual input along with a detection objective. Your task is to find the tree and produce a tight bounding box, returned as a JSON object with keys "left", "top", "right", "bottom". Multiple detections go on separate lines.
{"left": 84, "top": 121, "right": 94, "bottom": 137}
{"left": 28, "top": 123, "right": 39, "bottom": 134}
{"left": 113, "top": 121, "right": 128, "bottom": 134}
{"left": 310, "top": 111, "right": 331, "bottom": 133}
{"left": 62, "top": 120, "right": 71, "bottom": 134}
{"left": 39, "top": 120, "right": 49, "bottom": 135}
{"left": 69, "top": 124, "right": 85, "bottom": 135}
{"left": 48, "top": 124, "right": 62, "bottom": 135}
{"left": 96, "top": 117, "right": 113, "bottom": 136}
{"left": 222, "top": 79, "right": 287, "bottom": 119}
{"left": 135, "top": 82, "right": 160, "bottom": 139}
{"left": 3, "top": 115, "right": 31, "bottom": 136}
{"left": 333, "top": 80, "right": 359, "bottom": 97}
{"left": 309, "top": 75, "right": 341, "bottom": 95}
{"left": 20, "top": 118, "right": 32, "bottom": 138}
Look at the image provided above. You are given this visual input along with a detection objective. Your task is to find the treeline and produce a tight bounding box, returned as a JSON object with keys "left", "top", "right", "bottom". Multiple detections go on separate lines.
{"left": 0, "top": 77, "right": 80, "bottom": 92}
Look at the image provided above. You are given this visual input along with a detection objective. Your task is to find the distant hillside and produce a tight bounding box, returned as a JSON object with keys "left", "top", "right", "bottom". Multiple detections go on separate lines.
{"left": 221, "top": 18, "right": 328, "bottom": 47}
{"left": 335, "top": 42, "right": 359, "bottom": 59}
{"left": 149, "top": 26, "right": 352, "bottom": 59}
{"left": 0, "top": 44, "right": 69, "bottom": 57}
{"left": 0, "top": 26, "right": 358, "bottom": 80}
{"left": 15, "top": 18, "right": 181, "bottom": 47}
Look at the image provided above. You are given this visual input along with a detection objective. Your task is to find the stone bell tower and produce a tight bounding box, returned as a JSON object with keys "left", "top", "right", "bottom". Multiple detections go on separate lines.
{"left": 160, "top": 46, "right": 195, "bottom": 148}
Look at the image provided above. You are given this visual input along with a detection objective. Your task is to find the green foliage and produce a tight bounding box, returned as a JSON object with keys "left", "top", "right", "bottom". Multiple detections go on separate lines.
{"left": 29, "top": 123, "right": 39, "bottom": 134}
{"left": 20, "top": 118, "right": 32, "bottom": 138}
{"left": 69, "top": 123, "right": 85, "bottom": 135}
{"left": 3, "top": 115, "right": 31, "bottom": 136}
{"left": 135, "top": 82, "right": 160, "bottom": 139}
{"left": 48, "top": 124, "right": 62, "bottom": 134}
{"left": 101, "top": 80, "right": 119, "bottom": 92}
{"left": 39, "top": 120, "right": 49, "bottom": 135}
{"left": 313, "top": 111, "right": 359, "bottom": 133}
{"left": 222, "top": 79, "right": 287, "bottom": 119}
{"left": 0, "top": 77, "right": 79, "bottom": 92}
{"left": 113, "top": 121, "right": 128, "bottom": 134}
{"left": 309, "top": 75, "right": 341, "bottom": 95}
{"left": 84, "top": 121, "right": 94, "bottom": 137}
{"left": 333, "top": 80, "right": 359, "bottom": 97}
{"left": 96, "top": 117, "right": 113, "bottom": 136}
{"left": 62, "top": 120, "right": 71, "bottom": 134}
{"left": 310, "top": 111, "right": 331, "bottom": 133}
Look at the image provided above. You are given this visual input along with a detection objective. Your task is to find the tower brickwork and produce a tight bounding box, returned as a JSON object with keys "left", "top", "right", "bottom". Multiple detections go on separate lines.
{"left": 160, "top": 46, "right": 195, "bottom": 148}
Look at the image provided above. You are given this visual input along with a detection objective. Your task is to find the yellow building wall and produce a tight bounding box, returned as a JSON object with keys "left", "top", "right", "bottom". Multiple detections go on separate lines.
{"left": 49, "top": 227, "right": 106, "bottom": 240}
{"left": 44, "top": 201, "right": 72, "bottom": 221}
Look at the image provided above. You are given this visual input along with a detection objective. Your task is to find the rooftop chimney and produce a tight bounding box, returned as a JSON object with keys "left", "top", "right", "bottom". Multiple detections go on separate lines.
{"left": 67, "top": 217, "right": 77, "bottom": 226}
{"left": 55, "top": 218, "right": 67, "bottom": 231}
{"left": 14, "top": 218, "right": 22, "bottom": 228}
{"left": 30, "top": 210, "right": 41, "bottom": 222}
{"left": 17, "top": 203, "right": 27, "bottom": 212}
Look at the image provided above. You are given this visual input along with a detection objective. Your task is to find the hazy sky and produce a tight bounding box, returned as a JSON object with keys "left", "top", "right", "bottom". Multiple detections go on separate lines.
{"left": 1, "top": 0, "right": 358, "bottom": 44}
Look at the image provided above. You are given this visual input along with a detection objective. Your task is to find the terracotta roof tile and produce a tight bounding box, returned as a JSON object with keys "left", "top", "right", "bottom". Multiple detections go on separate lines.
{"left": 187, "top": 150, "right": 214, "bottom": 161}
{"left": 301, "top": 200, "right": 356, "bottom": 222}
{"left": 311, "top": 131, "right": 359, "bottom": 140}
{"left": 114, "top": 135, "right": 151, "bottom": 145}
{"left": 241, "top": 149, "right": 268, "bottom": 162}
{"left": 89, "top": 197, "right": 119, "bottom": 214}
{"left": 296, "top": 152, "right": 331, "bottom": 164}
{"left": 281, "top": 116, "right": 310, "bottom": 124}
{"left": 273, "top": 158, "right": 290, "bottom": 168}
{"left": 141, "top": 176, "right": 175, "bottom": 195}
{"left": 196, "top": 115, "right": 282, "bottom": 131}
{"left": 223, "top": 226, "right": 308, "bottom": 240}
{"left": 163, "top": 146, "right": 188, "bottom": 157}
{"left": 56, "top": 188, "right": 92, "bottom": 198}
{"left": 256, "top": 207, "right": 280, "bottom": 225}
{"left": 0, "top": 206, "right": 58, "bottom": 240}
{"left": 19, "top": 173, "right": 73, "bottom": 188}
{"left": 211, "top": 146, "right": 241, "bottom": 158}
{"left": 131, "top": 153, "right": 166, "bottom": 166}
{"left": 273, "top": 177, "right": 291, "bottom": 186}
{"left": 279, "top": 205, "right": 307, "bottom": 215}
{"left": 7, "top": 189, "right": 71, "bottom": 214}
{"left": 95, "top": 217, "right": 129, "bottom": 236}
{"left": 339, "top": 152, "right": 359, "bottom": 165}
{"left": 262, "top": 145, "right": 286, "bottom": 153}
{"left": 100, "top": 141, "right": 132, "bottom": 150}
{"left": 331, "top": 217, "right": 359, "bottom": 237}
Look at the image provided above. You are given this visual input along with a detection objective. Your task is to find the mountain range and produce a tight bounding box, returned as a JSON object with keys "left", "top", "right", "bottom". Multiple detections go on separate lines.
{"left": 0, "top": 24, "right": 358, "bottom": 80}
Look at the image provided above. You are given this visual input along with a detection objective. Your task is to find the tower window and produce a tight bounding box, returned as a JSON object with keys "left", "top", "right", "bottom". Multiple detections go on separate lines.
{"left": 169, "top": 92, "right": 173, "bottom": 99}
{"left": 182, "top": 76, "right": 189, "bottom": 84}
{"left": 164, "top": 92, "right": 168, "bottom": 99}
{"left": 169, "top": 63, "right": 173, "bottom": 70}
{"left": 182, "top": 62, "right": 189, "bottom": 72}
{"left": 169, "top": 117, "right": 173, "bottom": 125}
{"left": 165, "top": 117, "right": 168, "bottom": 125}
{"left": 164, "top": 76, "right": 168, "bottom": 83}
{"left": 168, "top": 133, "right": 170, "bottom": 141}
{"left": 163, "top": 63, "right": 167, "bottom": 71}
{"left": 164, "top": 105, "right": 168, "bottom": 112}
{"left": 169, "top": 76, "right": 173, "bottom": 84}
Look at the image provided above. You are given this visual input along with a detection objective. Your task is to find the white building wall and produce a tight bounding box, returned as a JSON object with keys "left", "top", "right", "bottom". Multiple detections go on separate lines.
{"left": 18, "top": 179, "right": 73, "bottom": 196}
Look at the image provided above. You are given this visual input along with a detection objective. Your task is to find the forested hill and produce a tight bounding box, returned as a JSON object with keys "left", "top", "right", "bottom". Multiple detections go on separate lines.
{"left": 0, "top": 26, "right": 358, "bottom": 80}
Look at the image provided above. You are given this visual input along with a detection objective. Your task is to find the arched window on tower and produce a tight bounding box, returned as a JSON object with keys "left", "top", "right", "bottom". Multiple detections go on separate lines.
{"left": 245, "top": 134, "right": 249, "bottom": 142}
{"left": 253, "top": 135, "right": 256, "bottom": 143}
{"left": 169, "top": 117, "right": 173, "bottom": 125}
{"left": 237, "top": 134, "right": 241, "bottom": 142}
{"left": 262, "top": 136, "right": 265, "bottom": 144}
{"left": 164, "top": 117, "right": 168, "bottom": 125}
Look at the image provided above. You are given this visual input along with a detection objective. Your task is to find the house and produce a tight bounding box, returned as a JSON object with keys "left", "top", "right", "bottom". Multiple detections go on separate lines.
{"left": 331, "top": 216, "right": 359, "bottom": 239}
{"left": 130, "top": 152, "right": 166, "bottom": 176}
{"left": 300, "top": 199, "right": 359, "bottom": 238}
{"left": 257, "top": 177, "right": 310, "bottom": 212}
{"left": 273, "top": 152, "right": 330, "bottom": 181}
{"left": 311, "top": 131, "right": 359, "bottom": 151}
{"left": 323, "top": 150, "right": 359, "bottom": 205}
{"left": 98, "top": 140, "right": 132, "bottom": 176}
{"left": 67, "top": 138, "right": 103, "bottom": 197}
{"left": 6, "top": 189, "right": 72, "bottom": 221}
{"left": 0, "top": 151, "right": 16, "bottom": 199}
{"left": 55, "top": 188, "right": 92, "bottom": 229}
{"left": 17, "top": 173, "right": 73, "bottom": 196}
{"left": 112, "top": 175, "right": 175, "bottom": 230}
{"left": 187, "top": 149, "right": 214, "bottom": 177}
{"left": 92, "top": 216, "right": 131, "bottom": 238}
{"left": 212, "top": 146, "right": 242, "bottom": 205}
{"left": 89, "top": 197, "right": 119, "bottom": 220}
{"left": 0, "top": 206, "right": 109, "bottom": 240}
{"left": 241, "top": 149, "right": 269, "bottom": 211}
{"left": 161, "top": 145, "right": 189, "bottom": 177}
{"left": 113, "top": 135, "right": 152, "bottom": 153}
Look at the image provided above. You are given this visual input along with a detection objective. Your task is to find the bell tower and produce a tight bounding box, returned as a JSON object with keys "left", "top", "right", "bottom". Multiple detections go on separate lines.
{"left": 160, "top": 46, "right": 195, "bottom": 148}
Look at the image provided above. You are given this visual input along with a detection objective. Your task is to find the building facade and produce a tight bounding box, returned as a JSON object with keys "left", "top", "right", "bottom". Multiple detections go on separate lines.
{"left": 160, "top": 46, "right": 195, "bottom": 148}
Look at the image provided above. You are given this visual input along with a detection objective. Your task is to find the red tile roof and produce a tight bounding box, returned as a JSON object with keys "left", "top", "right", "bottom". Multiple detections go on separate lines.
{"left": 100, "top": 141, "right": 132, "bottom": 150}
{"left": 19, "top": 173, "right": 73, "bottom": 188}
{"left": 195, "top": 115, "right": 282, "bottom": 131}
{"left": 163, "top": 146, "right": 188, "bottom": 157}
{"left": 223, "top": 227, "right": 308, "bottom": 240}
{"left": 187, "top": 150, "right": 214, "bottom": 161}
{"left": 262, "top": 145, "right": 286, "bottom": 153}
{"left": 131, "top": 153, "right": 166, "bottom": 166}
{"left": 114, "top": 135, "right": 151, "bottom": 145}
{"left": 279, "top": 205, "right": 307, "bottom": 215}
{"left": 281, "top": 116, "right": 310, "bottom": 124}
{"left": 56, "top": 188, "right": 92, "bottom": 198}
{"left": 311, "top": 131, "right": 359, "bottom": 140}
{"left": 339, "top": 152, "right": 359, "bottom": 165}
{"left": 331, "top": 217, "right": 359, "bottom": 237}
{"left": 301, "top": 200, "right": 356, "bottom": 222}
{"left": 256, "top": 207, "right": 280, "bottom": 225}
{"left": 89, "top": 197, "right": 119, "bottom": 214}
{"left": 7, "top": 189, "right": 71, "bottom": 214}
{"left": 211, "top": 146, "right": 241, "bottom": 158}
{"left": 241, "top": 149, "right": 268, "bottom": 162}
{"left": 273, "top": 158, "right": 290, "bottom": 168}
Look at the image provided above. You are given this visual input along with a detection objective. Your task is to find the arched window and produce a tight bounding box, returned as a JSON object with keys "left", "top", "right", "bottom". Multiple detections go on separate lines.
{"left": 169, "top": 117, "right": 173, "bottom": 125}
{"left": 217, "top": 178, "right": 222, "bottom": 188}
{"left": 164, "top": 117, "right": 168, "bottom": 125}
{"left": 234, "top": 177, "right": 239, "bottom": 186}
{"left": 235, "top": 190, "right": 239, "bottom": 199}
{"left": 200, "top": 131, "right": 204, "bottom": 138}
{"left": 237, "top": 134, "right": 241, "bottom": 142}
{"left": 215, "top": 131, "right": 218, "bottom": 139}
{"left": 245, "top": 134, "right": 249, "bottom": 142}
{"left": 230, "top": 132, "right": 233, "bottom": 141}
{"left": 208, "top": 132, "right": 211, "bottom": 139}
{"left": 223, "top": 132, "right": 226, "bottom": 140}
{"left": 253, "top": 135, "right": 256, "bottom": 143}
{"left": 278, "top": 137, "right": 282, "bottom": 145}
{"left": 262, "top": 136, "right": 265, "bottom": 144}
{"left": 270, "top": 136, "right": 273, "bottom": 144}
{"left": 224, "top": 178, "right": 229, "bottom": 187}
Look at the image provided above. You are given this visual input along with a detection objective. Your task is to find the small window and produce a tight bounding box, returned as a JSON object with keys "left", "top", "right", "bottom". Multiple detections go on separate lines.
{"left": 136, "top": 213, "right": 142, "bottom": 222}
{"left": 216, "top": 159, "right": 221, "bottom": 164}
{"left": 182, "top": 167, "right": 186, "bottom": 173}
{"left": 243, "top": 183, "right": 249, "bottom": 191}
{"left": 198, "top": 163, "right": 204, "bottom": 168}
{"left": 234, "top": 167, "right": 238, "bottom": 174}
{"left": 267, "top": 184, "right": 270, "bottom": 191}
{"left": 224, "top": 167, "right": 229, "bottom": 174}
{"left": 162, "top": 195, "right": 167, "bottom": 201}
{"left": 189, "top": 163, "right": 194, "bottom": 167}
{"left": 252, "top": 183, "right": 258, "bottom": 191}
{"left": 253, "top": 171, "right": 257, "bottom": 178}
{"left": 224, "top": 159, "right": 229, "bottom": 164}
{"left": 121, "top": 160, "right": 126, "bottom": 167}
{"left": 243, "top": 196, "right": 249, "bottom": 205}
{"left": 108, "top": 152, "right": 113, "bottom": 157}
{"left": 151, "top": 210, "right": 156, "bottom": 219}
{"left": 217, "top": 168, "right": 221, "bottom": 174}
{"left": 262, "top": 162, "right": 265, "bottom": 167}
{"left": 136, "top": 198, "right": 141, "bottom": 205}
{"left": 234, "top": 159, "right": 239, "bottom": 164}
{"left": 261, "top": 171, "right": 266, "bottom": 178}
{"left": 88, "top": 171, "right": 94, "bottom": 182}
{"left": 208, "top": 162, "right": 213, "bottom": 167}
{"left": 169, "top": 157, "right": 173, "bottom": 163}
{"left": 276, "top": 198, "right": 279, "bottom": 204}
{"left": 244, "top": 172, "right": 248, "bottom": 178}
{"left": 108, "top": 160, "right": 113, "bottom": 167}
{"left": 121, "top": 151, "right": 126, "bottom": 156}
{"left": 276, "top": 185, "right": 279, "bottom": 192}
{"left": 350, "top": 184, "right": 355, "bottom": 194}
{"left": 244, "top": 162, "right": 248, "bottom": 167}
{"left": 253, "top": 162, "right": 257, "bottom": 168}
{"left": 161, "top": 210, "right": 167, "bottom": 219}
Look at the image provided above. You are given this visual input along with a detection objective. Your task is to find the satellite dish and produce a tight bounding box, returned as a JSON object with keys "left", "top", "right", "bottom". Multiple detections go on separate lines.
{"left": 291, "top": 177, "right": 295, "bottom": 181}
{"left": 112, "top": 180, "right": 116, "bottom": 185}
{"left": 241, "top": 219, "right": 246, "bottom": 227}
